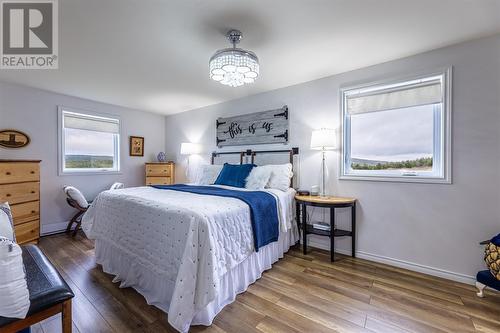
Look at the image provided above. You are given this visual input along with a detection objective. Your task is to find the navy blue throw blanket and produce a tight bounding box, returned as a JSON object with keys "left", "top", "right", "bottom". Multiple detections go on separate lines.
{"left": 152, "top": 184, "right": 279, "bottom": 251}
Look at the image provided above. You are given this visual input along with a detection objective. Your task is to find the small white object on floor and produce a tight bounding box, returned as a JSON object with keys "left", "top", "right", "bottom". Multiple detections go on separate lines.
{"left": 476, "top": 281, "right": 486, "bottom": 297}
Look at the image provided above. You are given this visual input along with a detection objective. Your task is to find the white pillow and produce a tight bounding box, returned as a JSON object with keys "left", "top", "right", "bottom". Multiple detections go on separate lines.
{"left": 64, "top": 186, "right": 89, "bottom": 208}
{"left": 195, "top": 164, "right": 223, "bottom": 185}
{"left": 0, "top": 236, "right": 30, "bottom": 319}
{"left": 245, "top": 166, "right": 272, "bottom": 190}
{"left": 264, "top": 163, "right": 293, "bottom": 191}
{"left": 0, "top": 202, "right": 15, "bottom": 241}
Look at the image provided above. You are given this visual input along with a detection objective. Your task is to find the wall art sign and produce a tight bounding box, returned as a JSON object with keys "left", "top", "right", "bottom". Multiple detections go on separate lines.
{"left": 216, "top": 105, "right": 289, "bottom": 147}
{"left": 0, "top": 129, "right": 30, "bottom": 148}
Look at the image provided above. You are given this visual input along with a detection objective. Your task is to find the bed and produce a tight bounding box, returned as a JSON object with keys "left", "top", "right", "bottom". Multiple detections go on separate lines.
{"left": 81, "top": 148, "right": 300, "bottom": 332}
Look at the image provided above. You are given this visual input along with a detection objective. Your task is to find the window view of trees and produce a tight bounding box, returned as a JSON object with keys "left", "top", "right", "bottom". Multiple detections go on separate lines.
{"left": 65, "top": 155, "right": 114, "bottom": 169}
{"left": 351, "top": 157, "right": 432, "bottom": 171}
{"left": 63, "top": 127, "right": 117, "bottom": 170}
{"left": 347, "top": 104, "right": 435, "bottom": 174}
{"left": 341, "top": 71, "right": 449, "bottom": 181}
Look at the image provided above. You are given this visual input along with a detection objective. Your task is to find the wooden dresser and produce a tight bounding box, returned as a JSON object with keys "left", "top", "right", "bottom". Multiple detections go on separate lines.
{"left": 0, "top": 160, "right": 41, "bottom": 244}
{"left": 145, "top": 162, "right": 175, "bottom": 185}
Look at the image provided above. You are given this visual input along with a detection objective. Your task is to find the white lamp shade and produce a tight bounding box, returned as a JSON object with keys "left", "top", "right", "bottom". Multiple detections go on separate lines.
{"left": 311, "top": 128, "right": 336, "bottom": 150}
{"left": 180, "top": 142, "right": 202, "bottom": 155}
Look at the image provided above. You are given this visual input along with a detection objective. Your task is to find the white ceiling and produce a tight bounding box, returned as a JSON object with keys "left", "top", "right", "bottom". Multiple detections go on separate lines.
{"left": 1, "top": 0, "right": 500, "bottom": 115}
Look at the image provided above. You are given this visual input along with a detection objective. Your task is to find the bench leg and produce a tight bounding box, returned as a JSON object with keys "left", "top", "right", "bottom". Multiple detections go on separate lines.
{"left": 62, "top": 299, "right": 72, "bottom": 333}
{"left": 72, "top": 221, "right": 81, "bottom": 237}
{"left": 66, "top": 217, "right": 74, "bottom": 233}
{"left": 476, "top": 281, "right": 486, "bottom": 298}
{"left": 66, "top": 211, "right": 83, "bottom": 234}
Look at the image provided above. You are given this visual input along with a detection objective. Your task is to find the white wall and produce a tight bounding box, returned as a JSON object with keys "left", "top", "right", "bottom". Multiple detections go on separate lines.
{"left": 0, "top": 81, "right": 166, "bottom": 234}
{"left": 165, "top": 34, "right": 500, "bottom": 283}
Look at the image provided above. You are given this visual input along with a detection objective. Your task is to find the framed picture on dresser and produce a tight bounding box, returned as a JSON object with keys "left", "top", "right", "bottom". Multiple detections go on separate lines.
{"left": 129, "top": 136, "right": 144, "bottom": 156}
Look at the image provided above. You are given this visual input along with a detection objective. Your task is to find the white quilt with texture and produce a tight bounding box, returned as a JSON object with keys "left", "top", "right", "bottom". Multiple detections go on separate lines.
{"left": 82, "top": 185, "right": 295, "bottom": 332}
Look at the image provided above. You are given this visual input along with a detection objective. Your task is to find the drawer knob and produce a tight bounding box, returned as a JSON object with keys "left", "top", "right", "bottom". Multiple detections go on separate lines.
{"left": 31, "top": 210, "right": 36, "bottom": 214}
{"left": 6, "top": 193, "right": 11, "bottom": 197}
{"left": 5, "top": 172, "right": 11, "bottom": 175}
{"left": 31, "top": 191, "right": 36, "bottom": 194}
{"left": 30, "top": 171, "right": 35, "bottom": 174}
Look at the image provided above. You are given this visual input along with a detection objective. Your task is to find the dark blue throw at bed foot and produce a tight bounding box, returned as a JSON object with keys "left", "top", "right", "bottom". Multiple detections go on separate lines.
{"left": 151, "top": 184, "right": 279, "bottom": 251}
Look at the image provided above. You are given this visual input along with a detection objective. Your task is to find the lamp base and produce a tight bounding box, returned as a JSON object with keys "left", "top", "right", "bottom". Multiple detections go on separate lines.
{"left": 320, "top": 150, "right": 329, "bottom": 197}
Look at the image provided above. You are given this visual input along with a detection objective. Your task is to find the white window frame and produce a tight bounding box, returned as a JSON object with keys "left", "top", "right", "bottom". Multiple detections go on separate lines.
{"left": 339, "top": 67, "right": 452, "bottom": 184}
{"left": 58, "top": 106, "right": 121, "bottom": 175}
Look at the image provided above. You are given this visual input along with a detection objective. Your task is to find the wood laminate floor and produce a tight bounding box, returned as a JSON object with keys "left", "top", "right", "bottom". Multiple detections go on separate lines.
{"left": 33, "top": 233, "right": 500, "bottom": 333}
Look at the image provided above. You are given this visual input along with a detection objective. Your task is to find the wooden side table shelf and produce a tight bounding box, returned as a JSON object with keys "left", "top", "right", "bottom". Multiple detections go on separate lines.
{"left": 295, "top": 195, "right": 356, "bottom": 262}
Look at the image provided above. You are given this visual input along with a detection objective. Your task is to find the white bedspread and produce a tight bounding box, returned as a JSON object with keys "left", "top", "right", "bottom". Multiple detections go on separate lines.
{"left": 82, "top": 185, "right": 295, "bottom": 332}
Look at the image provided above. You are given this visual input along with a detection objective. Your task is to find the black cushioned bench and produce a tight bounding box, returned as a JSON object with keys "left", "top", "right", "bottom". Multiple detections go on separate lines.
{"left": 0, "top": 245, "right": 74, "bottom": 333}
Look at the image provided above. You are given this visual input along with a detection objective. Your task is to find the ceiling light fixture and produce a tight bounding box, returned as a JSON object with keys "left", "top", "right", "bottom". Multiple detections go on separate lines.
{"left": 209, "top": 29, "right": 259, "bottom": 87}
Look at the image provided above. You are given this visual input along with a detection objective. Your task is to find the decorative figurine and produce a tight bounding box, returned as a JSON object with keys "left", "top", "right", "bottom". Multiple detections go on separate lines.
{"left": 157, "top": 152, "right": 167, "bottom": 162}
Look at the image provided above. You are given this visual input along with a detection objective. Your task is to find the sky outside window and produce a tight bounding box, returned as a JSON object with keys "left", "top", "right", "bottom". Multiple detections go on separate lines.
{"left": 64, "top": 128, "right": 116, "bottom": 169}
{"left": 350, "top": 104, "right": 435, "bottom": 169}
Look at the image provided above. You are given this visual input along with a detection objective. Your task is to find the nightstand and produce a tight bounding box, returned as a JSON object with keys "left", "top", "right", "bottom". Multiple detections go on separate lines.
{"left": 145, "top": 162, "right": 175, "bottom": 185}
{"left": 295, "top": 195, "right": 356, "bottom": 262}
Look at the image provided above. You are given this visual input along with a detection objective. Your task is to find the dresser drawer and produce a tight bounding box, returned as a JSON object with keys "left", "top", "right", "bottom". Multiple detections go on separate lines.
{"left": 0, "top": 182, "right": 39, "bottom": 204}
{"left": 11, "top": 201, "right": 39, "bottom": 225}
{"left": 15, "top": 220, "right": 39, "bottom": 244}
{"left": 0, "top": 162, "right": 40, "bottom": 184}
{"left": 146, "top": 164, "right": 171, "bottom": 177}
{"left": 146, "top": 176, "right": 172, "bottom": 185}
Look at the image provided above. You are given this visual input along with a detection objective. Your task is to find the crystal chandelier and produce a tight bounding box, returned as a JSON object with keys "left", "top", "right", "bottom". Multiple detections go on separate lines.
{"left": 209, "top": 30, "right": 259, "bottom": 87}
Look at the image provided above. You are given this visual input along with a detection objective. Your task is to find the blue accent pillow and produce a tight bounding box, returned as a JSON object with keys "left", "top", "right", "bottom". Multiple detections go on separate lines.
{"left": 214, "top": 163, "right": 256, "bottom": 188}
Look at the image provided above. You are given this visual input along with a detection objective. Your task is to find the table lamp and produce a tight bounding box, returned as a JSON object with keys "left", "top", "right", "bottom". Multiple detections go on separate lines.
{"left": 180, "top": 142, "right": 202, "bottom": 180}
{"left": 310, "top": 128, "right": 336, "bottom": 197}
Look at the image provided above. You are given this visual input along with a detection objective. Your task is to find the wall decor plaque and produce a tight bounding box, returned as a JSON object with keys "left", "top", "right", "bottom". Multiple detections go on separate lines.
{"left": 0, "top": 129, "right": 30, "bottom": 148}
{"left": 129, "top": 136, "right": 144, "bottom": 156}
{"left": 216, "top": 105, "right": 289, "bottom": 147}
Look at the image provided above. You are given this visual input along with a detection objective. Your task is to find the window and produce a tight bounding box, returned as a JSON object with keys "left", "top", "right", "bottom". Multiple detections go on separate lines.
{"left": 340, "top": 69, "right": 451, "bottom": 183}
{"left": 59, "top": 107, "right": 120, "bottom": 174}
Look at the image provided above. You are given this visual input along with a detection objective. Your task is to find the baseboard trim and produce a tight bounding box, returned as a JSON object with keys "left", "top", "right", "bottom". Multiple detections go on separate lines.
{"left": 41, "top": 221, "right": 69, "bottom": 236}
{"left": 307, "top": 238, "right": 476, "bottom": 285}
{"left": 355, "top": 250, "right": 476, "bottom": 285}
